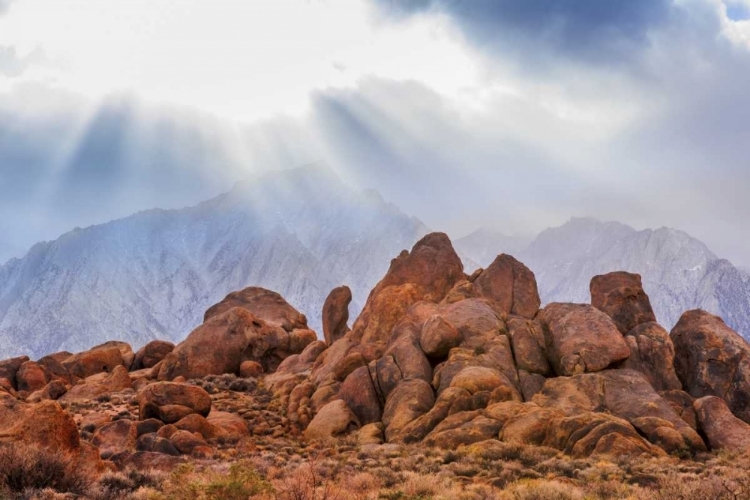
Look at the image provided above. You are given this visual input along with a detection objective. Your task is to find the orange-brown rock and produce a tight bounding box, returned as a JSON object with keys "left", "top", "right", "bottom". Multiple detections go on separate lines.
{"left": 660, "top": 389, "right": 698, "bottom": 430}
{"left": 0, "top": 394, "right": 80, "bottom": 453}
{"left": 169, "top": 430, "right": 208, "bottom": 455}
{"left": 92, "top": 420, "right": 138, "bottom": 458}
{"left": 621, "top": 322, "right": 681, "bottom": 391}
{"left": 383, "top": 379, "right": 435, "bottom": 442}
{"left": 671, "top": 310, "right": 750, "bottom": 422}
{"left": 204, "top": 286, "right": 308, "bottom": 332}
{"left": 137, "top": 382, "right": 212, "bottom": 424}
{"left": 538, "top": 303, "right": 630, "bottom": 376}
{"left": 0, "top": 355, "right": 30, "bottom": 389}
{"left": 473, "top": 254, "right": 541, "bottom": 319}
{"left": 533, "top": 369, "right": 705, "bottom": 454}
{"left": 507, "top": 317, "right": 550, "bottom": 375}
{"left": 59, "top": 365, "right": 132, "bottom": 402}
{"left": 322, "top": 285, "right": 352, "bottom": 346}
{"left": 159, "top": 306, "right": 314, "bottom": 380}
{"left": 135, "top": 433, "right": 180, "bottom": 456}
{"left": 239, "top": 360, "right": 264, "bottom": 378}
{"left": 590, "top": 271, "right": 656, "bottom": 334}
{"left": 694, "top": 396, "right": 750, "bottom": 452}
{"left": 174, "top": 414, "right": 218, "bottom": 440}
{"left": 348, "top": 232, "right": 464, "bottom": 345}
{"left": 16, "top": 360, "right": 49, "bottom": 393}
{"left": 37, "top": 354, "right": 74, "bottom": 385}
{"left": 62, "top": 344, "right": 128, "bottom": 379}
{"left": 419, "top": 315, "right": 461, "bottom": 358}
{"left": 134, "top": 340, "right": 175, "bottom": 370}
{"left": 27, "top": 379, "right": 69, "bottom": 402}
{"left": 338, "top": 365, "right": 382, "bottom": 425}
{"left": 305, "top": 399, "right": 360, "bottom": 440}
{"left": 206, "top": 411, "right": 250, "bottom": 441}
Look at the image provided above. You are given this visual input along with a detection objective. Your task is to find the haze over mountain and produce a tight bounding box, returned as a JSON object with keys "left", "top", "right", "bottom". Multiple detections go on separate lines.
{"left": 1, "top": 166, "right": 749, "bottom": 360}
{"left": 0, "top": 166, "right": 428, "bottom": 359}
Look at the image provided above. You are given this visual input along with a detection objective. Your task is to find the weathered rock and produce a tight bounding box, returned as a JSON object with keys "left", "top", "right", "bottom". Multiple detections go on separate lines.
{"left": 339, "top": 366, "right": 382, "bottom": 425}
{"left": 16, "top": 361, "right": 49, "bottom": 393}
{"left": 533, "top": 369, "right": 706, "bottom": 455}
{"left": 62, "top": 344, "right": 127, "bottom": 379}
{"left": 420, "top": 315, "right": 461, "bottom": 358}
{"left": 671, "top": 310, "right": 750, "bottom": 422}
{"left": 591, "top": 271, "right": 656, "bottom": 334}
{"left": 0, "top": 394, "right": 80, "bottom": 453}
{"left": 507, "top": 317, "right": 550, "bottom": 375}
{"left": 305, "top": 399, "right": 360, "bottom": 440}
{"left": 116, "top": 451, "right": 183, "bottom": 471}
{"left": 349, "top": 233, "right": 464, "bottom": 345}
{"left": 0, "top": 355, "right": 30, "bottom": 389}
{"left": 207, "top": 411, "right": 250, "bottom": 441}
{"left": 27, "top": 379, "right": 68, "bottom": 402}
{"left": 204, "top": 286, "right": 308, "bottom": 332}
{"left": 37, "top": 354, "right": 74, "bottom": 385}
{"left": 518, "top": 370, "right": 546, "bottom": 401}
{"left": 621, "top": 322, "right": 681, "bottom": 391}
{"left": 239, "top": 360, "right": 264, "bottom": 378}
{"left": 383, "top": 379, "right": 435, "bottom": 442}
{"left": 450, "top": 366, "right": 520, "bottom": 401}
{"left": 358, "top": 422, "right": 385, "bottom": 445}
{"left": 323, "top": 286, "right": 352, "bottom": 346}
{"left": 660, "top": 390, "right": 698, "bottom": 430}
{"left": 92, "top": 420, "right": 138, "bottom": 458}
{"left": 136, "top": 433, "right": 180, "bottom": 456}
{"left": 95, "top": 341, "right": 136, "bottom": 369}
{"left": 136, "top": 419, "right": 164, "bottom": 437}
{"left": 539, "top": 303, "right": 630, "bottom": 376}
{"left": 59, "top": 365, "right": 132, "bottom": 402}
{"left": 137, "top": 382, "right": 212, "bottom": 424}
{"left": 169, "top": 430, "right": 208, "bottom": 455}
{"left": 694, "top": 396, "right": 750, "bottom": 452}
{"left": 473, "top": 254, "right": 541, "bottom": 319}
{"left": 174, "top": 414, "right": 218, "bottom": 440}
{"left": 159, "top": 306, "right": 314, "bottom": 380}
{"left": 134, "top": 340, "right": 175, "bottom": 370}
{"left": 424, "top": 411, "right": 504, "bottom": 448}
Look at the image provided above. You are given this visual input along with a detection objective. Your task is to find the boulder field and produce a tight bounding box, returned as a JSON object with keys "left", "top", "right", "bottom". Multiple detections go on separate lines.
{"left": 2, "top": 231, "right": 750, "bottom": 476}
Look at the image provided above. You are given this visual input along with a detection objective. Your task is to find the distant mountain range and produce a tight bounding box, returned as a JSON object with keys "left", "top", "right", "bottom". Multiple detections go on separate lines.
{"left": 1, "top": 166, "right": 748, "bottom": 359}
{"left": 0, "top": 166, "right": 428, "bottom": 359}
{"left": 457, "top": 218, "right": 750, "bottom": 337}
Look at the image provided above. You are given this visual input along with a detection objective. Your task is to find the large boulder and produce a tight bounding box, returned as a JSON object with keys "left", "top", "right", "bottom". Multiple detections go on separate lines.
{"left": 348, "top": 232, "right": 464, "bottom": 345}
{"left": 507, "top": 317, "right": 550, "bottom": 375}
{"left": 538, "top": 303, "right": 630, "bottom": 376}
{"left": 0, "top": 355, "right": 29, "bottom": 389}
{"left": 305, "top": 399, "right": 360, "bottom": 440}
{"left": 473, "top": 254, "right": 541, "bottom": 319}
{"left": 134, "top": 340, "right": 175, "bottom": 370}
{"left": 322, "top": 286, "right": 352, "bottom": 346}
{"left": 62, "top": 343, "right": 130, "bottom": 379}
{"left": 137, "top": 382, "right": 212, "bottom": 424}
{"left": 0, "top": 394, "right": 80, "bottom": 453}
{"left": 621, "top": 322, "right": 681, "bottom": 391}
{"left": 159, "top": 306, "right": 315, "bottom": 380}
{"left": 16, "top": 360, "right": 50, "bottom": 393}
{"left": 92, "top": 420, "right": 138, "bottom": 458}
{"left": 204, "top": 286, "right": 308, "bottom": 332}
{"left": 533, "top": 369, "right": 705, "bottom": 455}
{"left": 671, "top": 310, "right": 750, "bottom": 422}
{"left": 694, "top": 396, "right": 750, "bottom": 452}
{"left": 60, "top": 365, "right": 132, "bottom": 402}
{"left": 590, "top": 271, "right": 656, "bottom": 334}
{"left": 338, "top": 366, "right": 382, "bottom": 425}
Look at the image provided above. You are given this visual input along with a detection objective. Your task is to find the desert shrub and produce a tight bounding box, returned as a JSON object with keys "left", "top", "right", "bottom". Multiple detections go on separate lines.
{"left": 157, "top": 462, "right": 273, "bottom": 500}
{"left": 94, "top": 468, "right": 165, "bottom": 500}
{"left": 0, "top": 444, "right": 92, "bottom": 497}
{"left": 499, "top": 479, "right": 585, "bottom": 500}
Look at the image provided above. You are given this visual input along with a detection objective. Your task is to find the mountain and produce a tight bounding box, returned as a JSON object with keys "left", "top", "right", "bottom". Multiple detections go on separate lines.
{"left": 0, "top": 166, "right": 428, "bottom": 359}
{"left": 454, "top": 227, "right": 531, "bottom": 269}
{"left": 457, "top": 217, "right": 750, "bottom": 338}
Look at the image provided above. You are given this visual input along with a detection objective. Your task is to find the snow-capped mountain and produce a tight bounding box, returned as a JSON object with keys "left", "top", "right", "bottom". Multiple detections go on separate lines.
{"left": 459, "top": 218, "right": 750, "bottom": 338}
{"left": 0, "top": 166, "right": 428, "bottom": 359}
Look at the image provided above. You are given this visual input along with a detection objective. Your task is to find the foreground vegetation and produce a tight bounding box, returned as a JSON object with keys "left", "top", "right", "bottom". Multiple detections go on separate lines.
{"left": 4, "top": 437, "right": 750, "bottom": 500}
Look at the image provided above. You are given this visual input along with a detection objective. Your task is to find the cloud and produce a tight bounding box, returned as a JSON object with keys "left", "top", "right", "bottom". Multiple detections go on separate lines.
{"left": 372, "top": 0, "right": 673, "bottom": 66}
{"left": 0, "top": 0, "right": 11, "bottom": 15}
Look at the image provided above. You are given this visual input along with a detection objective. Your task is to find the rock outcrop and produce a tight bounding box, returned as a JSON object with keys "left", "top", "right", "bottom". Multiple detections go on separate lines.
{"left": 137, "top": 382, "right": 212, "bottom": 424}
{"left": 322, "top": 286, "right": 352, "bottom": 346}
{"left": 694, "top": 396, "right": 750, "bottom": 451}
{"left": 591, "top": 271, "right": 657, "bottom": 334}
{"left": 671, "top": 309, "right": 750, "bottom": 422}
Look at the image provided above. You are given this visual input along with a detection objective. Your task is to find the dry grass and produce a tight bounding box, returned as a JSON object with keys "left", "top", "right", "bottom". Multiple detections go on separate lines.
{"left": 0, "top": 444, "right": 93, "bottom": 498}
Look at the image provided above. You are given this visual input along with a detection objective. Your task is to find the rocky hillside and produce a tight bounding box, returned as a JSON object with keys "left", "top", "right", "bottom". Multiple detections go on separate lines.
{"left": 3, "top": 233, "right": 750, "bottom": 499}
{"left": 0, "top": 166, "right": 428, "bottom": 359}
{"left": 457, "top": 218, "right": 750, "bottom": 339}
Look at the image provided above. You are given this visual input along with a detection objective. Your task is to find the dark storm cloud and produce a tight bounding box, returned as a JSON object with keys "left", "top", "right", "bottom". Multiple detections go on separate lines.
{"left": 373, "top": 0, "right": 673, "bottom": 65}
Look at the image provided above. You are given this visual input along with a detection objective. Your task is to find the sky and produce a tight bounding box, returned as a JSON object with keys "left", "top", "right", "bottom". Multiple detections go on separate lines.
{"left": 1, "top": 0, "right": 750, "bottom": 266}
